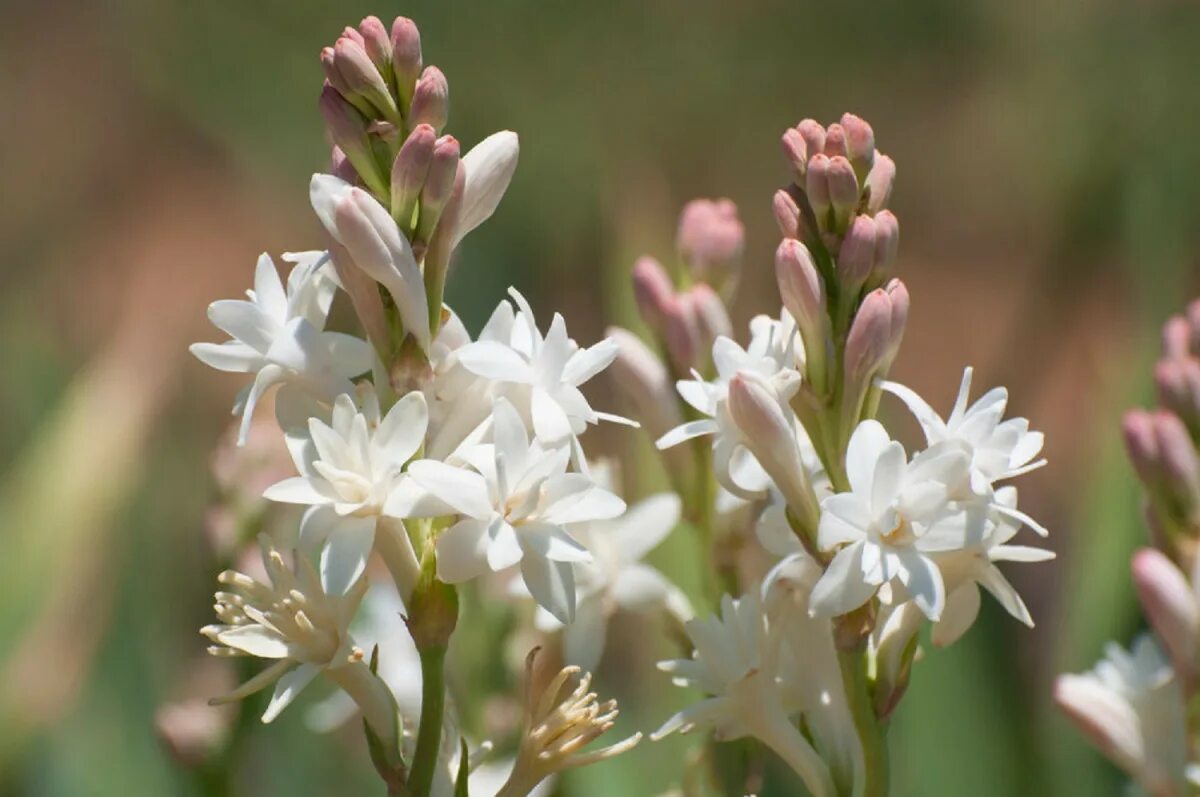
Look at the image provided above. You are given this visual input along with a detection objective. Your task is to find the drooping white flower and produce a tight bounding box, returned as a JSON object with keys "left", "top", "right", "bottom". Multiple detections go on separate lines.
{"left": 190, "top": 251, "right": 372, "bottom": 445}
{"left": 264, "top": 386, "right": 428, "bottom": 595}
{"left": 657, "top": 312, "right": 815, "bottom": 499}
{"left": 881, "top": 367, "right": 1047, "bottom": 534}
{"left": 653, "top": 591, "right": 835, "bottom": 797}
{"left": 930, "top": 486, "right": 1055, "bottom": 647}
{"left": 533, "top": 479, "right": 689, "bottom": 672}
{"left": 809, "top": 420, "right": 972, "bottom": 621}
{"left": 453, "top": 288, "right": 633, "bottom": 451}
{"left": 201, "top": 540, "right": 395, "bottom": 747}
{"left": 1056, "top": 635, "right": 1188, "bottom": 797}
{"left": 394, "top": 398, "right": 625, "bottom": 622}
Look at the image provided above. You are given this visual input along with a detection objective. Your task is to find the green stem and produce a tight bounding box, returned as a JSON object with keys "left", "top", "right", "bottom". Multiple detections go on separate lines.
{"left": 837, "top": 647, "right": 889, "bottom": 797}
{"left": 409, "top": 644, "right": 448, "bottom": 797}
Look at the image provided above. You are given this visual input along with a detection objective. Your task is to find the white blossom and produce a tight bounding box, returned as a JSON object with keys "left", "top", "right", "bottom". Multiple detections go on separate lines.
{"left": 454, "top": 131, "right": 521, "bottom": 249}
{"left": 190, "top": 251, "right": 371, "bottom": 445}
{"left": 263, "top": 386, "right": 428, "bottom": 595}
{"left": 393, "top": 398, "right": 625, "bottom": 622}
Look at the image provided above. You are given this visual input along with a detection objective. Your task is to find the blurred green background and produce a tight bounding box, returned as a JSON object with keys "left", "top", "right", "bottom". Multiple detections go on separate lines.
{"left": 3, "top": 0, "right": 1200, "bottom": 794}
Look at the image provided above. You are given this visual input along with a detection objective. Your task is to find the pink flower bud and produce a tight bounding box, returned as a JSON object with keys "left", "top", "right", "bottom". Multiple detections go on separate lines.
{"left": 1053, "top": 675, "right": 1143, "bottom": 778}
{"left": 1124, "top": 409, "right": 1160, "bottom": 483}
{"left": 423, "top": 163, "right": 466, "bottom": 330}
{"left": 882, "top": 278, "right": 909, "bottom": 366}
{"left": 797, "top": 119, "right": 826, "bottom": 161}
{"left": 333, "top": 36, "right": 399, "bottom": 121}
{"left": 781, "top": 127, "right": 808, "bottom": 183}
{"left": 872, "top": 210, "right": 900, "bottom": 283}
{"left": 1156, "top": 357, "right": 1200, "bottom": 437}
{"left": 1131, "top": 548, "right": 1198, "bottom": 681}
{"left": 1188, "top": 299, "right": 1200, "bottom": 353}
{"left": 676, "top": 198, "right": 744, "bottom": 286}
{"left": 662, "top": 295, "right": 701, "bottom": 374}
{"left": 806, "top": 154, "right": 832, "bottom": 228}
{"left": 841, "top": 113, "right": 875, "bottom": 183}
{"left": 319, "top": 85, "right": 386, "bottom": 195}
{"left": 688, "top": 284, "right": 732, "bottom": 367}
{"left": 1155, "top": 410, "right": 1200, "bottom": 511}
{"left": 1163, "top": 316, "right": 1192, "bottom": 360}
{"left": 827, "top": 155, "right": 860, "bottom": 232}
{"left": 320, "top": 47, "right": 353, "bottom": 97}
{"left": 866, "top": 154, "right": 896, "bottom": 215}
{"left": 358, "top": 16, "right": 393, "bottom": 76}
{"left": 776, "top": 239, "right": 826, "bottom": 332}
{"left": 409, "top": 66, "right": 449, "bottom": 134}
{"left": 416, "top": 135, "right": 461, "bottom": 246}
{"left": 728, "top": 371, "right": 818, "bottom": 526}
{"left": 330, "top": 146, "right": 358, "bottom": 184}
{"left": 837, "top": 214, "right": 877, "bottom": 297}
{"left": 823, "top": 123, "right": 848, "bottom": 157}
{"left": 773, "top": 188, "right": 801, "bottom": 239}
{"left": 390, "top": 17, "right": 423, "bottom": 108}
{"left": 391, "top": 124, "right": 437, "bottom": 225}
{"left": 631, "top": 256, "right": 675, "bottom": 332}
{"left": 844, "top": 280, "right": 908, "bottom": 416}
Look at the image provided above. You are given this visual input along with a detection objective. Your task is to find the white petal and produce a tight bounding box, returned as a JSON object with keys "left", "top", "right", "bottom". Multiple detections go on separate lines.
{"left": 520, "top": 522, "right": 593, "bottom": 563}
{"left": 845, "top": 420, "right": 892, "bottom": 496}
{"left": 613, "top": 563, "right": 673, "bottom": 609}
{"left": 539, "top": 476, "right": 626, "bottom": 525}
{"left": 932, "top": 583, "right": 981, "bottom": 647}
{"left": 562, "top": 598, "right": 608, "bottom": 672}
{"left": 262, "top": 663, "right": 321, "bottom": 723}
{"left": 321, "top": 516, "right": 377, "bottom": 595}
{"left": 237, "top": 364, "right": 287, "bottom": 445}
{"left": 456, "top": 341, "right": 533, "bottom": 382}
{"left": 372, "top": 391, "right": 429, "bottom": 470}
{"left": 521, "top": 554, "right": 577, "bottom": 623}
{"left": 487, "top": 519, "right": 524, "bottom": 571}
{"left": 869, "top": 442, "right": 907, "bottom": 516}
{"left": 610, "top": 493, "right": 682, "bottom": 563}
{"left": 809, "top": 542, "right": 877, "bottom": 617}
{"left": 299, "top": 505, "right": 339, "bottom": 556}
{"left": 208, "top": 300, "right": 276, "bottom": 352}
{"left": 321, "top": 332, "right": 374, "bottom": 380}
{"left": 656, "top": 419, "right": 718, "bottom": 449}
{"left": 407, "top": 460, "right": 494, "bottom": 518}
{"left": 216, "top": 625, "right": 291, "bottom": 658}
{"left": 309, "top": 173, "right": 355, "bottom": 237}
{"left": 896, "top": 550, "right": 946, "bottom": 621}
{"left": 880, "top": 379, "right": 949, "bottom": 443}
{"left": 190, "top": 341, "right": 263, "bottom": 373}
{"left": 817, "top": 494, "right": 870, "bottom": 550}
{"left": 263, "top": 476, "right": 332, "bottom": 506}
{"left": 531, "top": 385, "right": 574, "bottom": 445}
{"left": 491, "top": 397, "right": 531, "bottom": 478}
{"left": 453, "top": 131, "right": 519, "bottom": 249}
{"left": 977, "top": 564, "right": 1034, "bottom": 626}
{"left": 435, "top": 517, "right": 495, "bottom": 583}
{"left": 562, "top": 339, "right": 619, "bottom": 386}
{"left": 384, "top": 475, "right": 459, "bottom": 518}
{"left": 989, "top": 544, "right": 1055, "bottom": 563}
{"left": 253, "top": 253, "right": 288, "bottom": 321}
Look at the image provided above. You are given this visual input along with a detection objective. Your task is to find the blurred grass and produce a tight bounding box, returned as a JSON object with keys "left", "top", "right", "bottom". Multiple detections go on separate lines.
{"left": 5, "top": 0, "right": 1200, "bottom": 794}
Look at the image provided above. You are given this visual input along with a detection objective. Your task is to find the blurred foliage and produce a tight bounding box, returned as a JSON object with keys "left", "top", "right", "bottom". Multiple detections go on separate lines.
{"left": 4, "top": 0, "right": 1200, "bottom": 794}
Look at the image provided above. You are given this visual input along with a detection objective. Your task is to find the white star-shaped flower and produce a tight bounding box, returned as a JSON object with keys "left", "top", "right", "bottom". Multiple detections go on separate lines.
{"left": 190, "top": 251, "right": 372, "bottom": 445}
{"left": 395, "top": 398, "right": 625, "bottom": 622}
{"left": 809, "top": 419, "right": 972, "bottom": 620}
{"left": 264, "top": 385, "right": 428, "bottom": 595}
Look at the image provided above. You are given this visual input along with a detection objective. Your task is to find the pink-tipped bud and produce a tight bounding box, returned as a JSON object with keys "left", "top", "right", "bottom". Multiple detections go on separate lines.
{"left": 781, "top": 128, "right": 809, "bottom": 184}
{"left": 340, "top": 25, "right": 365, "bottom": 47}
{"left": 414, "top": 135, "right": 461, "bottom": 247}
{"left": 866, "top": 154, "right": 896, "bottom": 215}
{"left": 320, "top": 46, "right": 353, "bottom": 97}
{"left": 871, "top": 210, "right": 900, "bottom": 284}
{"left": 662, "top": 295, "right": 701, "bottom": 375}
{"left": 1155, "top": 410, "right": 1200, "bottom": 511}
{"left": 844, "top": 280, "right": 908, "bottom": 415}
{"left": 1131, "top": 547, "right": 1199, "bottom": 681}
{"left": 797, "top": 119, "right": 826, "bottom": 161}
{"left": 333, "top": 36, "right": 399, "bottom": 121}
{"left": 728, "top": 371, "right": 818, "bottom": 526}
{"left": 423, "top": 163, "right": 467, "bottom": 325}
{"left": 827, "top": 155, "right": 860, "bottom": 232}
{"left": 358, "top": 16, "right": 393, "bottom": 79}
{"left": 1156, "top": 358, "right": 1200, "bottom": 438}
{"left": 841, "top": 113, "right": 875, "bottom": 183}
{"left": 1188, "top": 299, "right": 1200, "bottom": 354}
{"left": 676, "top": 198, "right": 744, "bottom": 287}
{"left": 390, "top": 17, "right": 423, "bottom": 108}
{"left": 776, "top": 239, "right": 829, "bottom": 392}
{"left": 882, "top": 278, "right": 909, "bottom": 366}
{"left": 823, "top": 123, "right": 848, "bottom": 157}
{"left": 391, "top": 124, "right": 437, "bottom": 225}
{"left": 330, "top": 146, "right": 358, "bottom": 184}
{"left": 688, "top": 284, "right": 732, "bottom": 366}
{"left": 1163, "top": 316, "right": 1192, "bottom": 360}
{"left": 1126, "top": 408, "right": 1200, "bottom": 530}
{"left": 409, "top": 66, "right": 449, "bottom": 134}
{"left": 631, "top": 256, "right": 675, "bottom": 332}
{"left": 1124, "top": 409, "right": 1161, "bottom": 485}
{"left": 837, "top": 214, "right": 878, "bottom": 297}
{"left": 773, "top": 189, "right": 801, "bottom": 240}
{"left": 1053, "top": 674, "right": 1143, "bottom": 778}
{"left": 319, "top": 85, "right": 385, "bottom": 195}
{"left": 806, "top": 154, "right": 832, "bottom": 228}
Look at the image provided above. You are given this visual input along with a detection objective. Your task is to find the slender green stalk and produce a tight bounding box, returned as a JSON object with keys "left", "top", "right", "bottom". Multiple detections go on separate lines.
{"left": 408, "top": 644, "right": 448, "bottom": 797}
{"left": 838, "top": 647, "right": 889, "bottom": 797}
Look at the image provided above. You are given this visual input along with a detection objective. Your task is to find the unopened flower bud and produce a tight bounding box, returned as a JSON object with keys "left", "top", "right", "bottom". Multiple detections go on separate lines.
{"left": 415, "top": 135, "right": 461, "bottom": 247}
{"left": 340, "top": 25, "right": 365, "bottom": 48}
{"left": 843, "top": 281, "right": 908, "bottom": 421}
{"left": 333, "top": 36, "right": 399, "bottom": 122}
{"left": 881, "top": 278, "right": 909, "bottom": 367}
{"left": 823, "top": 123, "right": 847, "bottom": 158}
{"left": 866, "top": 155, "right": 896, "bottom": 215}
{"left": 676, "top": 199, "right": 744, "bottom": 288}
{"left": 631, "top": 256, "right": 675, "bottom": 332}
{"left": 1131, "top": 547, "right": 1198, "bottom": 681}
{"left": 358, "top": 16, "right": 393, "bottom": 82}
{"left": 330, "top": 146, "right": 358, "bottom": 184}
{"left": 806, "top": 154, "right": 832, "bottom": 229}
{"left": 775, "top": 240, "right": 828, "bottom": 391}
{"left": 728, "top": 371, "right": 819, "bottom": 528}
{"left": 662, "top": 295, "right": 701, "bottom": 375}
{"left": 1156, "top": 410, "right": 1200, "bottom": 514}
{"left": 422, "top": 162, "right": 466, "bottom": 336}
{"left": 390, "top": 17, "right": 423, "bottom": 109}
{"left": 319, "top": 85, "right": 387, "bottom": 198}
{"left": 871, "top": 210, "right": 900, "bottom": 285}
{"left": 781, "top": 127, "right": 808, "bottom": 183}
{"left": 409, "top": 66, "right": 449, "bottom": 134}
{"left": 606, "top": 327, "right": 682, "bottom": 441}
{"left": 841, "top": 113, "right": 875, "bottom": 184}
{"left": 1188, "top": 299, "right": 1200, "bottom": 353}
{"left": 1126, "top": 409, "right": 1200, "bottom": 532}
{"left": 773, "top": 188, "right": 801, "bottom": 239}
{"left": 837, "top": 214, "right": 877, "bottom": 298}
{"left": 688, "top": 284, "right": 732, "bottom": 370}
{"left": 827, "top": 156, "right": 860, "bottom": 233}
{"left": 1163, "top": 316, "right": 1192, "bottom": 360}
{"left": 390, "top": 124, "right": 436, "bottom": 226}
{"left": 797, "top": 119, "right": 826, "bottom": 162}
{"left": 1156, "top": 357, "right": 1200, "bottom": 440}
{"left": 1053, "top": 674, "right": 1143, "bottom": 777}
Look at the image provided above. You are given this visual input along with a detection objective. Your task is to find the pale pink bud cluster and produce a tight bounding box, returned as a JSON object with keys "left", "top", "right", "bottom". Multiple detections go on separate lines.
{"left": 319, "top": 16, "right": 462, "bottom": 252}
{"left": 631, "top": 254, "right": 732, "bottom": 376}
{"left": 676, "top": 198, "right": 745, "bottom": 293}
{"left": 1132, "top": 548, "right": 1199, "bottom": 685}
